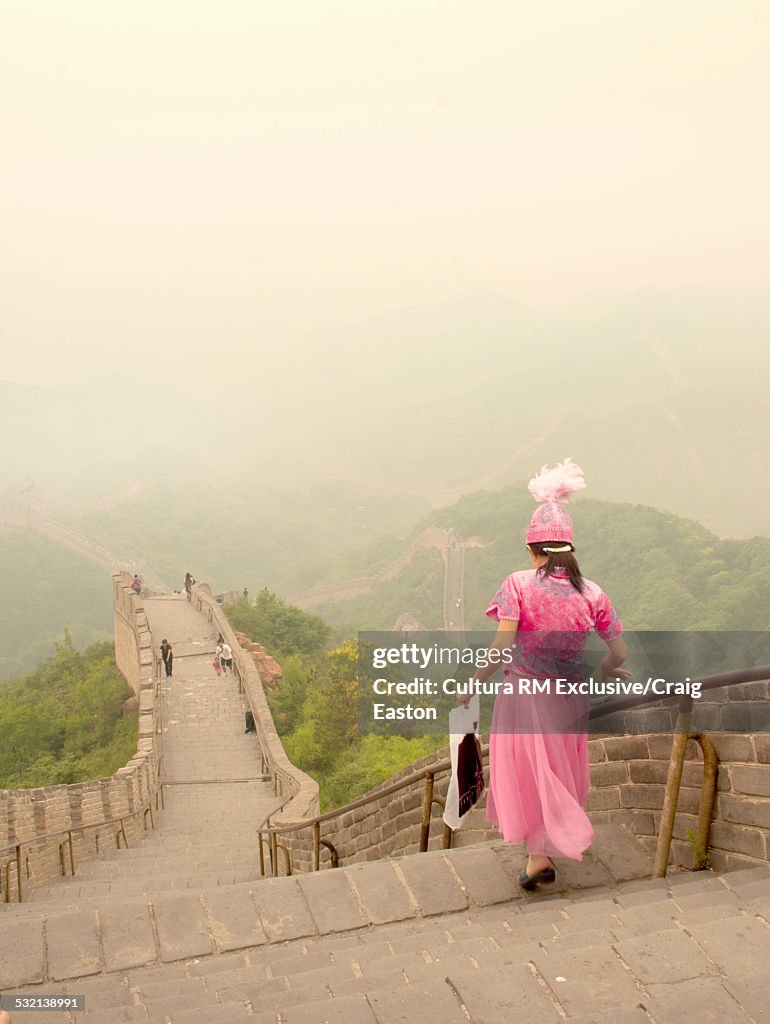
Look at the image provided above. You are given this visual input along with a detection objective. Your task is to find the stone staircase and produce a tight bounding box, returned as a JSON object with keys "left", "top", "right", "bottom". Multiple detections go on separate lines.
{"left": 2, "top": 838, "right": 769, "bottom": 1023}
{"left": 2, "top": 594, "right": 770, "bottom": 1023}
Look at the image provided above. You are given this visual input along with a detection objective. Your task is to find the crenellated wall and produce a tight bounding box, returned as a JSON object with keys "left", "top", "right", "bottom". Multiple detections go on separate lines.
{"left": 0, "top": 572, "right": 163, "bottom": 902}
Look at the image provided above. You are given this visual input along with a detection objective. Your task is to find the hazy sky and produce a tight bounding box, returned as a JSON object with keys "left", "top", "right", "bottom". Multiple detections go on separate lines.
{"left": 2, "top": 1, "right": 769, "bottom": 392}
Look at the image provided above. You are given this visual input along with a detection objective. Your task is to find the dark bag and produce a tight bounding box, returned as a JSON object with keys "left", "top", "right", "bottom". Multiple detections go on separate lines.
{"left": 244, "top": 711, "right": 256, "bottom": 733}
{"left": 456, "top": 732, "right": 485, "bottom": 817}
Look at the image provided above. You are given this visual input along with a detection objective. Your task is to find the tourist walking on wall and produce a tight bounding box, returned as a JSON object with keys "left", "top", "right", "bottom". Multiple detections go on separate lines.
{"left": 220, "top": 640, "right": 234, "bottom": 674}
{"left": 160, "top": 639, "right": 173, "bottom": 677}
{"left": 184, "top": 572, "right": 194, "bottom": 601}
{"left": 460, "top": 460, "right": 629, "bottom": 890}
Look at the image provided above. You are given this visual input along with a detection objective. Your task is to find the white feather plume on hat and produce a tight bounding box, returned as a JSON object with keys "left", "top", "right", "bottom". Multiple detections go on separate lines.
{"left": 528, "top": 458, "right": 586, "bottom": 504}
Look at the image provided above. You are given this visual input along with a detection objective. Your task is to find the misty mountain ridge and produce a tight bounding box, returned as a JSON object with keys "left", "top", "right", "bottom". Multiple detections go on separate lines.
{"left": 2, "top": 287, "right": 768, "bottom": 537}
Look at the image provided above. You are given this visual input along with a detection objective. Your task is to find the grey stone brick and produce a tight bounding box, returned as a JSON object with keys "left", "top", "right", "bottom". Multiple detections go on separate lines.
{"left": 368, "top": 976, "right": 469, "bottom": 1024}
{"left": 646, "top": 976, "right": 753, "bottom": 1023}
{"left": 345, "top": 861, "right": 415, "bottom": 925}
{"left": 565, "top": 1007, "right": 651, "bottom": 1024}
{"left": 590, "top": 822, "right": 653, "bottom": 881}
{"left": 260, "top": 948, "right": 334, "bottom": 977}
{"left": 687, "top": 916, "right": 770, "bottom": 979}
{"left": 186, "top": 952, "right": 248, "bottom": 977}
{"left": 673, "top": 887, "right": 739, "bottom": 912}
{"left": 554, "top": 855, "right": 612, "bottom": 890}
{"left": 205, "top": 886, "right": 267, "bottom": 952}
{"left": 722, "top": 973, "right": 770, "bottom": 1024}
{"left": 46, "top": 910, "right": 102, "bottom": 980}
{"left": 171, "top": 1002, "right": 257, "bottom": 1024}
{"left": 99, "top": 901, "right": 157, "bottom": 972}
{"left": 674, "top": 903, "right": 744, "bottom": 926}
{"left": 297, "top": 870, "right": 369, "bottom": 935}
{"left": 445, "top": 844, "right": 520, "bottom": 906}
{"left": 0, "top": 914, "right": 44, "bottom": 988}
{"left": 254, "top": 876, "right": 316, "bottom": 942}
{"left": 720, "top": 865, "right": 770, "bottom": 891}
{"left": 544, "top": 927, "right": 621, "bottom": 950}
{"left": 614, "top": 928, "right": 717, "bottom": 984}
{"left": 533, "top": 945, "right": 643, "bottom": 1016}
{"left": 152, "top": 893, "right": 214, "bottom": 962}
{"left": 395, "top": 852, "right": 468, "bottom": 916}
{"left": 447, "top": 959, "right": 560, "bottom": 1023}
{"left": 281, "top": 993, "right": 377, "bottom": 1023}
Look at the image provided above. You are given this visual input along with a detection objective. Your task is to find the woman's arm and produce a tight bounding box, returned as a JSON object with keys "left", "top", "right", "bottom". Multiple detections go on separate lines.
{"left": 600, "top": 636, "right": 631, "bottom": 682}
{"left": 458, "top": 620, "right": 519, "bottom": 705}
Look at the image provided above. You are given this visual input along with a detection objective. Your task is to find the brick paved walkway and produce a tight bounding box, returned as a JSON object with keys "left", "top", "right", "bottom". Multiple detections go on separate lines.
{"left": 28, "top": 596, "right": 282, "bottom": 903}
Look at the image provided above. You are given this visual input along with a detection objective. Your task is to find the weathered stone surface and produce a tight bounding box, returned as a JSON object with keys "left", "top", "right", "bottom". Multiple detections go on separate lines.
{"left": 533, "top": 945, "right": 642, "bottom": 1016}
{"left": 46, "top": 910, "right": 102, "bottom": 980}
{"left": 0, "top": 914, "right": 44, "bottom": 987}
{"left": 729, "top": 761, "right": 770, "bottom": 798}
{"left": 99, "top": 901, "right": 157, "bottom": 971}
{"left": 205, "top": 887, "right": 267, "bottom": 952}
{"left": 555, "top": 854, "right": 612, "bottom": 890}
{"left": 614, "top": 928, "right": 716, "bottom": 984}
{"left": 590, "top": 822, "right": 653, "bottom": 881}
{"left": 152, "top": 893, "right": 214, "bottom": 961}
{"left": 687, "top": 916, "right": 770, "bottom": 979}
{"left": 447, "top": 960, "right": 559, "bottom": 1024}
{"left": 646, "top": 977, "right": 755, "bottom": 1023}
{"left": 722, "top": 973, "right": 770, "bottom": 1024}
{"left": 395, "top": 852, "right": 468, "bottom": 916}
{"left": 346, "top": 861, "right": 415, "bottom": 924}
{"left": 281, "top": 993, "right": 377, "bottom": 1023}
{"left": 445, "top": 844, "right": 519, "bottom": 906}
{"left": 368, "top": 977, "right": 469, "bottom": 1024}
{"left": 253, "top": 876, "right": 316, "bottom": 942}
{"left": 297, "top": 870, "right": 369, "bottom": 935}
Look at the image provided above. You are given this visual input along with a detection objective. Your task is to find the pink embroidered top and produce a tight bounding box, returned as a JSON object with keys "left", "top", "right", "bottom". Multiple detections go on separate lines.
{"left": 486, "top": 567, "right": 622, "bottom": 679}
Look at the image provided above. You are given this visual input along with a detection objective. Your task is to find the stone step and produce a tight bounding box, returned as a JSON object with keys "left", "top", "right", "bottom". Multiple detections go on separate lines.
{"left": 5, "top": 870, "right": 769, "bottom": 1024}
{"left": 3, "top": 842, "right": 768, "bottom": 992}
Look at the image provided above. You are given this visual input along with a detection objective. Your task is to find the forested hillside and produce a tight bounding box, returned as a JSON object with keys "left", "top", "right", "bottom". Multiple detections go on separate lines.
{"left": 0, "top": 527, "right": 113, "bottom": 682}
{"left": 0, "top": 637, "right": 137, "bottom": 788}
{"left": 311, "top": 488, "right": 770, "bottom": 633}
{"left": 225, "top": 592, "right": 440, "bottom": 810}
{"left": 236, "top": 492, "right": 770, "bottom": 810}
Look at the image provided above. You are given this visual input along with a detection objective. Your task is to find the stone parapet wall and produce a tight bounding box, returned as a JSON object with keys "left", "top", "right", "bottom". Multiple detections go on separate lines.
{"left": 587, "top": 731, "right": 770, "bottom": 871}
{"left": 257, "top": 728, "right": 770, "bottom": 876}
{"left": 0, "top": 572, "right": 162, "bottom": 902}
{"left": 598, "top": 680, "right": 770, "bottom": 735}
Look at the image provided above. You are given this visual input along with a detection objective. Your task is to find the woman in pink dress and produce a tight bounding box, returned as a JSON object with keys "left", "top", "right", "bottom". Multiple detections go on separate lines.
{"left": 465, "top": 459, "right": 630, "bottom": 889}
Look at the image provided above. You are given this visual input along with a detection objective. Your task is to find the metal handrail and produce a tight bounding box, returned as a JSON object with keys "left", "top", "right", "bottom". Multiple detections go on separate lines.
{"left": 259, "top": 747, "right": 487, "bottom": 836}
{"left": 589, "top": 665, "right": 770, "bottom": 721}
{"left": 0, "top": 767, "right": 164, "bottom": 903}
{"left": 257, "top": 747, "right": 484, "bottom": 876}
{"left": 257, "top": 664, "right": 770, "bottom": 878}
{"left": 1, "top": 645, "right": 167, "bottom": 902}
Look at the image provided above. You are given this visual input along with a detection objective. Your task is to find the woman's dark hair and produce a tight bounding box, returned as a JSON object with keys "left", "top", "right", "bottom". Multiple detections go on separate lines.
{"left": 528, "top": 541, "right": 584, "bottom": 593}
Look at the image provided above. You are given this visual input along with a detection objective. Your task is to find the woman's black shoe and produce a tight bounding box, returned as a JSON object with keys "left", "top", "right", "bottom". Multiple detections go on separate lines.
{"left": 518, "top": 865, "right": 556, "bottom": 891}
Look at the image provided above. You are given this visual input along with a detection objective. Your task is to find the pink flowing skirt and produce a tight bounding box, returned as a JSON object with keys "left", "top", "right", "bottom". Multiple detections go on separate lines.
{"left": 485, "top": 686, "right": 593, "bottom": 860}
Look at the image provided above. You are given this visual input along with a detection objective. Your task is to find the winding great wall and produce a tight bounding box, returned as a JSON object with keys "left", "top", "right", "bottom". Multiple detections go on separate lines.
{"left": 1, "top": 561, "right": 770, "bottom": 1020}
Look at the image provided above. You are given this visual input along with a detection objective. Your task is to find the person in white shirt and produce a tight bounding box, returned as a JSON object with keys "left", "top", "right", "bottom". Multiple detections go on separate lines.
{"left": 220, "top": 641, "right": 233, "bottom": 674}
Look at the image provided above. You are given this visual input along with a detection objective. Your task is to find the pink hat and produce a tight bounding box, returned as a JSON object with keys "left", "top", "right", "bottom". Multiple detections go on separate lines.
{"left": 525, "top": 458, "right": 586, "bottom": 546}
